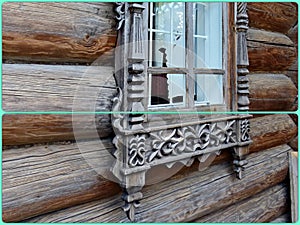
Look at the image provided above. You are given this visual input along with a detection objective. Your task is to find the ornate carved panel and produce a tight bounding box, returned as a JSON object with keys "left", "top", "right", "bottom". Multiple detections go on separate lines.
{"left": 110, "top": 2, "right": 252, "bottom": 221}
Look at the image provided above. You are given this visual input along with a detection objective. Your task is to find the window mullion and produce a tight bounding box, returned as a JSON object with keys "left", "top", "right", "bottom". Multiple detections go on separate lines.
{"left": 185, "top": 3, "right": 194, "bottom": 108}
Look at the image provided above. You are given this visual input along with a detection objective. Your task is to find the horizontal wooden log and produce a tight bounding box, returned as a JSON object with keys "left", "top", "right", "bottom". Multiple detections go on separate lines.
{"left": 248, "top": 3, "right": 298, "bottom": 34}
{"left": 2, "top": 2, "right": 116, "bottom": 65}
{"left": 3, "top": 113, "right": 296, "bottom": 151}
{"left": 250, "top": 114, "right": 297, "bottom": 153}
{"left": 195, "top": 183, "right": 288, "bottom": 222}
{"left": 3, "top": 113, "right": 297, "bottom": 151}
{"left": 24, "top": 144, "right": 291, "bottom": 222}
{"left": 2, "top": 139, "right": 120, "bottom": 222}
{"left": 2, "top": 63, "right": 116, "bottom": 112}
{"left": 248, "top": 28, "right": 294, "bottom": 47}
{"left": 248, "top": 74, "right": 297, "bottom": 111}
{"left": 2, "top": 114, "right": 113, "bottom": 146}
{"left": 248, "top": 29, "right": 297, "bottom": 72}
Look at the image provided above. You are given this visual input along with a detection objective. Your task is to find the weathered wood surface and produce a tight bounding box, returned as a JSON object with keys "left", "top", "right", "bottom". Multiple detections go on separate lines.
{"left": 2, "top": 114, "right": 112, "bottom": 146}
{"left": 195, "top": 183, "right": 288, "bottom": 222}
{"left": 289, "top": 151, "right": 298, "bottom": 222}
{"left": 24, "top": 144, "right": 290, "bottom": 222}
{"left": 270, "top": 213, "right": 291, "bottom": 223}
{"left": 2, "top": 2, "right": 116, "bottom": 65}
{"left": 248, "top": 74, "right": 297, "bottom": 111}
{"left": 3, "top": 113, "right": 297, "bottom": 150}
{"left": 2, "top": 139, "right": 120, "bottom": 222}
{"left": 3, "top": 66, "right": 297, "bottom": 112}
{"left": 248, "top": 3, "right": 298, "bottom": 34}
{"left": 2, "top": 64, "right": 116, "bottom": 112}
{"left": 250, "top": 114, "right": 297, "bottom": 153}
{"left": 248, "top": 29, "right": 296, "bottom": 72}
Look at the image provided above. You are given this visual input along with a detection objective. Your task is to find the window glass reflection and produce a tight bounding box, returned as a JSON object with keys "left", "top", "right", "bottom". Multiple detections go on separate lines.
{"left": 194, "top": 74, "right": 223, "bottom": 105}
{"left": 149, "top": 2, "right": 185, "bottom": 68}
{"left": 193, "top": 3, "right": 222, "bottom": 69}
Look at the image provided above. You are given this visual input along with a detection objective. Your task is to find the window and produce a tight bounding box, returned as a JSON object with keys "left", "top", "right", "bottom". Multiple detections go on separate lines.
{"left": 112, "top": 2, "right": 251, "bottom": 221}
{"left": 147, "top": 2, "right": 227, "bottom": 109}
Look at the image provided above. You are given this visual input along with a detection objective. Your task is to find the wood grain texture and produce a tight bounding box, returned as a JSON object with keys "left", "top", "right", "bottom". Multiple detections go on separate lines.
{"left": 289, "top": 151, "right": 298, "bottom": 222}
{"left": 247, "top": 29, "right": 297, "bottom": 72}
{"left": 2, "top": 2, "right": 116, "bottom": 65}
{"left": 3, "top": 114, "right": 297, "bottom": 149}
{"left": 250, "top": 114, "right": 297, "bottom": 153}
{"left": 2, "top": 63, "right": 116, "bottom": 111}
{"left": 195, "top": 183, "right": 288, "bottom": 222}
{"left": 2, "top": 113, "right": 296, "bottom": 149}
{"left": 2, "top": 114, "right": 112, "bottom": 146}
{"left": 23, "top": 144, "right": 290, "bottom": 222}
{"left": 248, "top": 74, "right": 297, "bottom": 111}
{"left": 248, "top": 3, "right": 298, "bottom": 34}
{"left": 2, "top": 139, "right": 120, "bottom": 222}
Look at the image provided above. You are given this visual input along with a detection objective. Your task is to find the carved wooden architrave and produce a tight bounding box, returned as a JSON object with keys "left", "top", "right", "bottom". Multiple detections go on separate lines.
{"left": 111, "top": 2, "right": 251, "bottom": 221}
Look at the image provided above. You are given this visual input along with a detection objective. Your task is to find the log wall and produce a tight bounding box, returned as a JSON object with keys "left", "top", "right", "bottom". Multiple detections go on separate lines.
{"left": 2, "top": 2, "right": 298, "bottom": 223}
{"left": 2, "top": 2, "right": 116, "bottom": 65}
{"left": 247, "top": 3, "right": 298, "bottom": 111}
{"left": 3, "top": 144, "right": 291, "bottom": 222}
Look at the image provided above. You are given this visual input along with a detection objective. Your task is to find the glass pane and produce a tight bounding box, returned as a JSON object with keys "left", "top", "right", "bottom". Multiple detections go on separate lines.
{"left": 194, "top": 74, "right": 223, "bottom": 105}
{"left": 152, "top": 3, "right": 171, "bottom": 31}
{"left": 149, "top": 2, "right": 185, "bottom": 67}
{"left": 151, "top": 33, "right": 171, "bottom": 67}
{"left": 150, "top": 74, "right": 186, "bottom": 106}
{"left": 193, "top": 3, "right": 205, "bottom": 36}
{"left": 193, "top": 3, "right": 222, "bottom": 69}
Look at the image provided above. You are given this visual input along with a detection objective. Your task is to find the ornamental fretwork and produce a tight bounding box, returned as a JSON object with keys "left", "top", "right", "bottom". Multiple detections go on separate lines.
{"left": 148, "top": 121, "right": 236, "bottom": 162}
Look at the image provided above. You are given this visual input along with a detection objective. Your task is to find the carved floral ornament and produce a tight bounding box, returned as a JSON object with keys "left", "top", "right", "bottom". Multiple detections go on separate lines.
{"left": 110, "top": 2, "right": 252, "bottom": 221}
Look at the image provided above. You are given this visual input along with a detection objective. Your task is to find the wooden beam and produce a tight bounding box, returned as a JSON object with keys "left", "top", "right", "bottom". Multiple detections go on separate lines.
{"left": 248, "top": 3, "right": 298, "bottom": 34}
{"left": 2, "top": 139, "right": 120, "bottom": 222}
{"left": 195, "top": 183, "right": 288, "bottom": 222}
{"left": 2, "top": 63, "right": 116, "bottom": 112}
{"left": 289, "top": 151, "right": 298, "bottom": 222}
{"left": 12, "top": 144, "right": 290, "bottom": 222}
{"left": 247, "top": 29, "right": 297, "bottom": 72}
{"left": 248, "top": 74, "right": 297, "bottom": 111}
{"left": 2, "top": 114, "right": 113, "bottom": 146}
{"left": 3, "top": 114, "right": 297, "bottom": 150}
{"left": 2, "top": 2, "right": 116, "bottom": 65}
{"left": 250, "top": 114, "right": 297, "bottom": 153}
